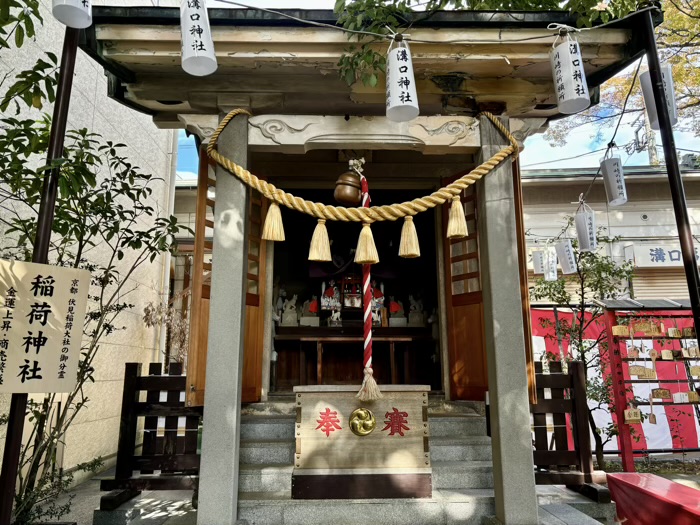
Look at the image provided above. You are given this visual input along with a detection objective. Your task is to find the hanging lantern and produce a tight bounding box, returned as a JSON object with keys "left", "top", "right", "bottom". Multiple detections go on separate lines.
{"left": 555, "top": 239, "right": 578, "bottom": 275}
{"left": 544, "top": 246, "right": 558, "bottom": 282}
{"left": 52, "top": 0, "right": 92, "bottom": 29}
{"left": 640, "top": 64, "right": 678, "bottom": 130}
{"left": 532, "top": 250, "right": 545, "bottom": 274}
{"left": 574, "top": 202, "right": 596, "bottom": 252}
{"left": 550, "top": 34, "right": 590, "bottom": 115}
{"left": 180, "top": 0, "right": 218, "bottom": 77}
{"left": 386, "top": 38, "right": 419, "bottom": 122}
{"left": 601, "top": 155, "right": 627, "bottom": 206}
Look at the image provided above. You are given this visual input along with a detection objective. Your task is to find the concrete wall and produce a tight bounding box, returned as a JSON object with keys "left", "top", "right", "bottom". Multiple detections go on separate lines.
{"left": 0, "top": 1, "right": 176, "bottom": 483}
{"left": 523, "top": 175, "right": 700, "bottom": 261}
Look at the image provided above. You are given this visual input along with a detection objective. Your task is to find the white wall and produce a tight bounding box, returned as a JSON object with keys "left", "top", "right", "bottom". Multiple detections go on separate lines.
{"left": 0, "top": 1, "right": 176, "bottom": 483}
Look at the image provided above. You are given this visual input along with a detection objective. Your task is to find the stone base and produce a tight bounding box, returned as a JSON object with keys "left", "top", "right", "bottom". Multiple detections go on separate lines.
{"left": 389, "top": 317, "right": 407, "bottom": 327}
{"left": 281, "top": 312, "right": 298, "bottom": 326}
{"left": 299, "top": 317, "right": 320, "bottom": 327}
{"left": 408, "top": 311, "right": 426, "bottom": 327}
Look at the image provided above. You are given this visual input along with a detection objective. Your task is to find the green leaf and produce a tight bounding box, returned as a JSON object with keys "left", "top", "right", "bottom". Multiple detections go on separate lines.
{"left": 14, "top": 24, "right": 24, "bottom": 48}
{"left": 368, "top": 74, "right": 378, "bottom": 87}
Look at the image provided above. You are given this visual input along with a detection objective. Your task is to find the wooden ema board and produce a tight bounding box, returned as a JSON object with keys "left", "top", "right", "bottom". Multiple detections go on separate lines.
{"left": 292, "top": 385, "right": 432, "bottom": 499}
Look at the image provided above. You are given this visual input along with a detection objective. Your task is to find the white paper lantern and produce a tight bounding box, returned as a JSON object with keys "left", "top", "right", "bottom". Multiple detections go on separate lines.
{"left": 532, "top": 250, "right": 545, "bottom": 274}
{"left": 550, "top": 36, "right": 590, "bottom": 115}
{"left": 544, "top": 246, "right": 558, "bottom": 282}
{"left": 640, "top": 65, "right": 677, "bottom": 131}
{"left": 52, "top": 0, "right": 92, "bottom": 29}
{"left": 386, "top": 40, "right": 419, "bottom": 122}
{"left": 574, "top": 203, "right": 596, "bottom": 252}
{"left": 555, "top": 239, "right": 578, "bottom": 275}
{"left": 601, "top": 155, "right": 627, "bottom": 206}
{"left": 181, "top": 0, "right": 217, "bottom": 77}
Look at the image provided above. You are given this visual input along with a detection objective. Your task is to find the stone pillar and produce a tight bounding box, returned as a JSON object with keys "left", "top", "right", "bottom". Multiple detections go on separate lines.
{"left": 477, "top": 115, "right": 538, "bottom": 525}
{"left": 197, "top": 111, "right": 249, "bottom": 525}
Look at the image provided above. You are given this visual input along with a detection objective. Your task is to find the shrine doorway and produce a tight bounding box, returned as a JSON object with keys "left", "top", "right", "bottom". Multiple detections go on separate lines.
{"left": 269, "top": 187, "right": 442, "bottom": 393}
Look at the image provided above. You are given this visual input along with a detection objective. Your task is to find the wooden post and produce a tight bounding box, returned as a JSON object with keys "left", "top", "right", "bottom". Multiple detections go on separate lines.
{"left": 570, "top": 361, "right": 594, "bottom": 478}
{"left": 603, "top": 310, "right": 635, "bottom": 472}
{"left": 185, "top": 145, "right": 213, "bottom": 406}
{"left": 512, "top": 156, "right": 537, "bottom": 404}
{"left": 115, "top": 363, "right": 141, "bottom": 481}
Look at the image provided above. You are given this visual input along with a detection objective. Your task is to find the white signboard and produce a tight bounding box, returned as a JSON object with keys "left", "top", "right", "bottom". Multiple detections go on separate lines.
{"left": 633, "top": 241, "right": 700, "bottom": 268}
{"left": 0, "top": 260, "right": 90, "bottom": 393}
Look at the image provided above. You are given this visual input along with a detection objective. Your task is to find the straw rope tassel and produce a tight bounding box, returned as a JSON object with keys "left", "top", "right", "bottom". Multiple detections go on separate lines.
{"left": 355, "top": 223, "right": 379, "bottom": 265}
{"left": 262, "top": 201, "right": 285, "bottom": 241}
{"left": 308, "top": 219, "right": 332, "bottom": 261}
{"left": 206, "top": 109, "right": 519, "bottom": 226}
{"left": 357, "top": 174, "right": 381, "bottom": 401}
{"left": 399, "top": 216, "right": 420, "bottom": 258}
{"left": 447, "top": 196, "right": 468, "bottom": 239}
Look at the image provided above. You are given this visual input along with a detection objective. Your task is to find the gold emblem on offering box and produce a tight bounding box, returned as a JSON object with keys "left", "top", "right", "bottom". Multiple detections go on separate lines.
{"left": 349, "top": 408, "right": 376, "bottom": 437}
{"left": 651, "top": 388, "right": 672, "bottom": 400}
{"left": 690, "top": 366, "right": 700, "bottom": 377}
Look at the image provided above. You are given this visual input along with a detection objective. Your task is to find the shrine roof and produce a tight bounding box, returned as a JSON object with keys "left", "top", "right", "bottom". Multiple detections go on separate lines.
{"left": 80, "top": 7, "right": 657, "bottom": 129}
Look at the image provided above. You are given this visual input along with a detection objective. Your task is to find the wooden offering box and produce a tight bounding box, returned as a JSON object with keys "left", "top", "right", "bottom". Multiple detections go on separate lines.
{"left": 292, "top": 385, "right": 432, "bottom": 499}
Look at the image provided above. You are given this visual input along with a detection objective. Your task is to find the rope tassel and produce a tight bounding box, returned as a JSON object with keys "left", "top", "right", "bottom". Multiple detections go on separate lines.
{"left": 355, "top": 223, "right": 379, "bottom": 265}
{"left": 399, "top": 216, "right": 420, "bottom": 258}
{"left": 308, "top": 219, "right": 332, "bottom": 261}
{"left": 262, "top": 201, "right": 285, "bottom": 241}
{"left": 447, "top": 196, "right": 468, "bottom": 239}
{"left": 357, "top": 367, "right": 382, "bottom": 402}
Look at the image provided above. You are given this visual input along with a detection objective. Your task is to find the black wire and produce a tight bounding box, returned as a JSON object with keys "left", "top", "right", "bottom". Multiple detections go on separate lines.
{"left": 521, "top": 147, "right": 608, "bottom": 168}
{"left": 581, "top": 57, "right": 644, "bottom": 202}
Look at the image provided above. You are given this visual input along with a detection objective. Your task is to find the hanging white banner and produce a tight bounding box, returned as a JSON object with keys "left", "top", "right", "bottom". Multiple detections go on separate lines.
{"left": 556, "top": 239, "right": 578, "bottom": 275}
{"left": 386, "top": 40, "right": 419, "bottom": 122}
{"left": 181, "top": 0, "right": 218, "bottom": 76}
{"left": 0, "top": 260, "right": 90, "bottom": 393}
{"left": 52, "top": 0, "right": 92, "bottom": 29}
{"left": 532, "top": 250, "right": 545, "bottom": 274}
{"left": 601, "top": 155, "right": 627, "bottom": 206}
{"left": 544, "top": 246, "right": 558, "bottom": 281}
{"left": 640, "top": 64, "right": 678, "bottom": 130}
{"left": 575, "top": 204, "right": 597, "bottom": 252}
{"left": 550, "top": 36, "right": 590, "bottom": 115}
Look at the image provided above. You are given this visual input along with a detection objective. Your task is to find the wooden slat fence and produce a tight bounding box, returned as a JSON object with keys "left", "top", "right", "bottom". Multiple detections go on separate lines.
{"left": 531, "top": 361, "right": 607, "bottom": 487}
{"left": 100, "top": 362, "right": 202, "bottom": 501}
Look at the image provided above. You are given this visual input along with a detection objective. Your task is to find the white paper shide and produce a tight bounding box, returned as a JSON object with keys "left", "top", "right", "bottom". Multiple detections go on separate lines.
{"left": 386, "top": 40, "right": 419, "bottom": 122}
{"left": 52, "top": 0, "right": 92, "bottom": 29}
{"left": 555, "top": 239, "right": 578, "bottom": 275}
{"left": 0, "top": 260, "right": 90, "bottom": 393}
{"left": 181, "top": 0, "right": 218, "bottom": 77}
{"left": 550, "top": 36, "right": 590, "bottom": 115}
{"left": 640, "top": 64, "right": 678, "bottom": 130}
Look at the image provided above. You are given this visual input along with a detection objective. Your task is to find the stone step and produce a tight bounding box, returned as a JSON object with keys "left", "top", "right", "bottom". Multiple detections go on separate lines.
{"left": 431, "top": 460, "right": 494, "bottom": 489}
{"left": 240, "top": 415, "right": 296, "bottom": 440}
{"left": 239, "top": 464, "right": 294, "bottom": 493}
{"left": 428, "top": 415, "right": 487, "bottom": 437}
{"left": 238, "top": 489, "right": 495, "bottom": 525}
{"left": 239, "top": 439, "right": 295, "bottom": 465}
{"left": 430, "top": 437, "right": 492, "bottom": 461}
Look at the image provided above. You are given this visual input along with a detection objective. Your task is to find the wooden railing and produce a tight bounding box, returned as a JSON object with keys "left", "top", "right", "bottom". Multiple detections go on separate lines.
{"left": 531, "top": 361, "right": 607, "bottom": 489}
{"left": 100, "top": 362, "right": 202, "bottom": 509}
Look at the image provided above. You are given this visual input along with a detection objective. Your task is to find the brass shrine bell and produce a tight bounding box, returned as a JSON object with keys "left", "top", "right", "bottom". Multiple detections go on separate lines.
{"left": 334, "top": 171, "right": 362, "bottom": 206}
